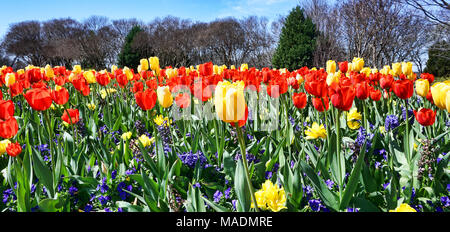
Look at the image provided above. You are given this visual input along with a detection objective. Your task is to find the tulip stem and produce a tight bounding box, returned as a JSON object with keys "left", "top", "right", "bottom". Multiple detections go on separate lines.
{"left": 235, "top": 123, "right": 259, "bottom": 212}
{"left": 335, "top": 109, "right": 343, "bottom": 206}
{"left": 404, "top": 99, "right": 410, "bottom": 163}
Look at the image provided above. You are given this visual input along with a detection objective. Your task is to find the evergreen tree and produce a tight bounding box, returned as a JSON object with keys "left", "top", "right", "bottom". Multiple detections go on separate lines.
{"left": 424, "top": 41, "right": 450, "bottom": 78}
{"left": 117, "top": 25, "right": 146, "bottom": 69}
{"left": 272, "top": 6, "right": 317, "bottom": 71}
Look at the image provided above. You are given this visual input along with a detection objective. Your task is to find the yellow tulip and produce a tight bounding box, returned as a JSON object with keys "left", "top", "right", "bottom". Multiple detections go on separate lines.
{"left": 351, "top": 57, "right": 364, "bottom": 72}
{"left": 305, "top": 122, "right": 327, "bottom": 140}
{"left": 214, "top": 81, "right": 246, "bottom": 124}
{"left": 140, "top": 58, "right": 149, "bottom": 71}
{"left": 240, "top": 63, "right": 248, "bottom": 71}
{"left": 360, "top": 67, "right": 371, "bottom": 77}
{"left": 121, "top": 132, "right": 132, "bottom": 141}
{"left": 87, "top": 103, "right": 96, "bottom": 111}
{"left": 446, "top": 90, "right": 450, "bottom": 113}
{"left": 73, "top": 65, "right": 82, "bottom": 74}
{"left": 149, "top": 57, "right": 160, "bottom": 72}
{"left": 17, "top": 69, "right": 24, "bottom": 75}
{"left": 347, "top": 108, "right": 362, "bottom": 130}
{"left": 392, "top": 62, "right": 401, "bottom": 76}
{"left": 45, "top": 64, "right": 54, "bottom": 79}
{"left": 5, "top": 73, "right": 15, "bottom": 87}
{"left": 401, "top": 62, "right": 413, "bottom": 76}
{"left": 83, "top": 71, "right": 96, "bottom": 84}
{"left": 157, "top": 86, "right": 173, "bottom": 108}
{"left": 326, "top": 60, "right": 336, "bottom": 74}
{"left": 138, "top": 134, "right": 154, "bottom": 147}
{"left": 111, "top": 65, "right": 118, "bottom": 74}
{"left": 230, "top": 65, "right": 236, "bottom": 70}
{"left": 389, "top": 203, "right": 416, "bottom": 212}
{"left": 431, "top": 82, "right": 450, "bottom": 109}
{"left": 0, "top": 140, "right": 11, "bottom": 155}
{"left": 326, "top": 72, "right": 339, "bottom": 86}
{"left": 251, "top": 180, "right": 287, "bottom": 212}
{"left": 415, "top": 79, "right": 429, "bottom": 97}
{"left": 380, "top": 65, "right": 391, "bottom": 75}
{"left": 123, "top": 67, "right": 133, "bottom": 80}
{"left": 154, "top": 115, "right": 172, "bottom": 127}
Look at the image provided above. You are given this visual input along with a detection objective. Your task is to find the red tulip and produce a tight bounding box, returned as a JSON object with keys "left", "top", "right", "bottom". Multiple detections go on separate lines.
{"left": 304, "top": 72, "right": 327, "bottom": 98}
{"left": 24, "top": 88, "right": 52, "bottom": 111}
{"left": 0, "top": 117, "right": 19, "bottom": 139}
{"left": 51, "top": 87, "right": 70, "bottom": 105}
{"left": 0, "top": 100, "right": 14, "bottom": 120}
{"left": 96, "top": 72, "right": 111, "bottom": 86}
{"left": 199, "top": 62, "right": 213, "bottom": 77}
{"left": 135, "top": 89, "right": 157, "bottom": 111}
{"left": 426, "top": 90, "right": 434, "bottom": 104}
{"left": 116, "top": 73, "right": 129, "bottom": 88}
{"left": 132, "top": 81, "right": 144, "bottom": 93}
{"left": 6, "top": 142, "right": 22, "bottom": 157}
{"left": 9, "top": 82, "right": 23, "bottom": 98}
{"left": 413, "top": 108, "right": 436, "bottom": 126}
{"left": 380, "top": 75, "right": 394, "bottom": 89}
{"left": 292, "top": 92, "right": 307, "bottom": 109}
{"left": 72, "top": 76, "right": 90, "bottom": 96}
{"left": 339, "top": 61, "right": 348, "bottom": 73}
{"left": 175, "top": 93, "right": 191, "bottom": 109}
{"left": 355, "top": 81, "right": 370, "bottom": 100}
{"left": 62, "top": 109, "right": 80, "bottom": 124}
{"left": 312, "top": 96, "right": 330, "bottom": 112}
{"left": 369, "top": 88, "right": 382, "bottom": 101}
{"left": 330, "top": 86, "right": 355, "bottom": 111}
{"left": 267, "top": 77, "right": 288, "bottom": 98}
{"left": 392, "top": 79, "right": 414, "bottom": 99}
{"left": 420, "top": 73, "right": 434, "bottom": 84}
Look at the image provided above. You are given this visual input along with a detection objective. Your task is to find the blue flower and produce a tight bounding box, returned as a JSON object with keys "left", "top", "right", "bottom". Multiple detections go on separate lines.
{"left": 441, "top": 196, "right": 450, "bottom": 207}
{"left": 325, "top": 179, "right": 334, "bottom": 190}
{"left": 213, "top": 190, "right": 223, "bottom": 203}
{"left": 385, "top": 115, "right": 400, "bottom": 131}
{"left": 84, "top": 204, "right": 93, "bottom": 212}
{"left": 68, "top": 186, "right": 78, "bottom": 196}
{"left": 308, "top": 199, "right": 321, "bottom": 212}
{"left": 97, "top": 177, "right": 109, "bottom": 193}
{"left": 111, "top": 170, "right": 117, "bottom": 180}
{"left": 346, "top": 207, "right": 359, "bottom": 212}
{"left": 224, "top": 188, "right": 231, "bottom": 199}
{"left": 177, "top": 151, "right": 208, "bottom": 168}
{"left": 98, "top": 195, "right": 111, "bottom": 206}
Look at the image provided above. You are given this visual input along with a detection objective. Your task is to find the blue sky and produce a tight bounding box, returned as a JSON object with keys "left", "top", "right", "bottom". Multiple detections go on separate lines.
{"left": 0, "top": 0, "right": 301, "bottom": 37}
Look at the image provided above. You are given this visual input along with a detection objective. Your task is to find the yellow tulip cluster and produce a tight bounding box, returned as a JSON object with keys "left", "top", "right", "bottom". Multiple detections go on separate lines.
{"left": 347, "top": 108, "right": 362, "bottom": 130}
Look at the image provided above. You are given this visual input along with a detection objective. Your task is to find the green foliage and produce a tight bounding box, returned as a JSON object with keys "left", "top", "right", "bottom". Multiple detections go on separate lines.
{"left": 117, "top": 25, "right": 147, "bottom": 70}
{"left": 272, "top": 6, "right": 317, "bottom": 71}
{"left": 424, "top": 41, "right": 450, "bottom": 78}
